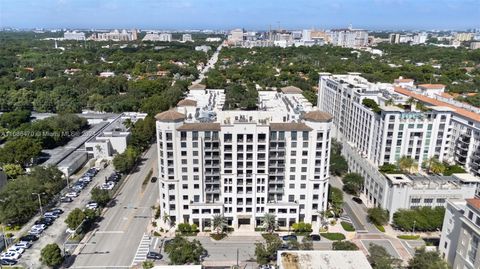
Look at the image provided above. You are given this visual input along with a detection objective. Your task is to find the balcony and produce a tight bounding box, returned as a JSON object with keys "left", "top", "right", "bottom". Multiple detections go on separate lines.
{"left": 205, "top": 188, "right": 221, "bottom": 194}
{"left": 268, "top": 188, "right": 284, "bottom": 193}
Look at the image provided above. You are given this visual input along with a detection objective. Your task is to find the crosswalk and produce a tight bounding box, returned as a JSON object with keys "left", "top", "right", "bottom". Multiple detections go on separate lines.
{"left": 131, "top": 233, "right": 152, "bottom": 266}
{"left": 339, "top": 215, "right": 353, "bottom": 223}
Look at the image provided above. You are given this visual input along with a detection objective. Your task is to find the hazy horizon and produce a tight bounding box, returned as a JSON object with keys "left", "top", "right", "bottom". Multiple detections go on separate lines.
{"left": 1, "top": 0, "right": 479, "bottom": 31}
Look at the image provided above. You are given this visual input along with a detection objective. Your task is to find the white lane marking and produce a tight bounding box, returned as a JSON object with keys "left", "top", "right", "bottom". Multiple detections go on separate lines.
{"left": 131, "top": 233, "right": 152, "bottom": 266}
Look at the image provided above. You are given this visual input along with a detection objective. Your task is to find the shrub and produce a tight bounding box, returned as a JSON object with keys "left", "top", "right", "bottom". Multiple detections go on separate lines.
{"left": 291, "top": 222, "right": 312, "bottom": 235}
{"left": 153, "top": 231, "right": 161, "bottom": 237}
{"left": 177, "top": 223, "right": 199, "bottom": 235}
{"left": 320, "top": 233, "right": 345, "bottom": 241}
{"left": 210, "top": 233, "right": 227, "bottom": 240}
{"left": 375, "top": 224, "right": 385, "bottom": 232}
{"left": 397, "top": 235, "right": 421, "bottom": 240}
{"left": 332, "top": 241, "right": 359, "bottom": 250}
{"left": 340, "top": 221, "right": 355, "bottom": 232}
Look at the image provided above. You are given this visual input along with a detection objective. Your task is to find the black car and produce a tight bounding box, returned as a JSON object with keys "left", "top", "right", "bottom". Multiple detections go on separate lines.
{"left": 35, "top": 218, "right": 54, "bottom": 226}
{"left": 352, "top": 197, "right": 363, "bottom": 204}
{"left": 281, "top": 235, "right": 298, "bottom": 241}
{"left": 60, "top": 196, "right": 73, "bottom": 203}
{"left": 0, "top": 259, "right": 17, "bottom": 265}
{"left": 151, "top": 177, "right": 157, "bottom": 183}
{"left": 146, "top": 251, "right": 162, "bottom": 260}
{"left": 50, "top": 208, "right": 64, "bottom": 215}
{"left": 309, "top": 234, "right": 321, "bottom": 241}
{"left": 19, "top": 234, "right": 39, "bottom": 242}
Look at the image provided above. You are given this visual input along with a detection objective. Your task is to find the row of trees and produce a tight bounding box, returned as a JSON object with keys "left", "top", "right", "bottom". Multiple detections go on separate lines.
{"left": 392, "top": 207, "right": 446, "bottom": 232}
{"left": 380, "top": 156, "right": 466, "bottom": 176}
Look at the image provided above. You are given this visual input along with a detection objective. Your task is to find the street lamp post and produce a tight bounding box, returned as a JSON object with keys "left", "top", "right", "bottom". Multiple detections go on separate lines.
{"left": 412, "top": 220, "right": 416, "bottom": 235}
{"left": 32, "top": 192, "right": 45, "bottom": 216}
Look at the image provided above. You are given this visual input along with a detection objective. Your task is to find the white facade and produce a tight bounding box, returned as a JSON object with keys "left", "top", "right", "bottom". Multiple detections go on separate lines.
{"left": 318, "top": 74, "right": 452, "bottom": 169}
{"left": 156, "top": 88, "right": 333, "bottom": 231}
{"left": 182, "top": 34, "right": 193, "bottom": 42}
{"left": 329, "top": 28, "right": 368, "bottom": 48}
{"left": 64, "top": 31, "right": 86, "bottom": 41}
{"left": 89, "top": 29, "right": 137, "bottom": 41}
{"left": 143, "top": 33, "right": 172, "bottom": 42}
{"left": 439, "top": 199, "right": 480, "bottom": 268}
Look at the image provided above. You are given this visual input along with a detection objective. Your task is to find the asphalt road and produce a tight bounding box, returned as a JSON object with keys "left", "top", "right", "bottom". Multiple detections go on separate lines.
{"left": 71, "top": 144, "right": 158, "bottom": 268}
{"left": 193, "top": 43, "right": 223, "bottom": 84}
{"left": 329, "top": 176, "right": 380, "bottom": 233}
{"left": 17, "top": 164, "right": 115, "bottom": 268}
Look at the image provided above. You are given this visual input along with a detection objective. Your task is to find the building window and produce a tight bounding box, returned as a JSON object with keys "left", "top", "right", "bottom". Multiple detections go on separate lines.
{"left": 468, "top": 235, "right": 479, "bottom": 264}
{"left": 468, "top": 211, "right": 474, "bottom": 220}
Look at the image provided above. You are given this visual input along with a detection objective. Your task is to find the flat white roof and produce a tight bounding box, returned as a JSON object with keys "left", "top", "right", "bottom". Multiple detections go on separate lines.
{"left": 277, "top": 250, "right": 372, "bottom": 269}
{"left": 453, "top": 173, "right": 480, "bottom": 183}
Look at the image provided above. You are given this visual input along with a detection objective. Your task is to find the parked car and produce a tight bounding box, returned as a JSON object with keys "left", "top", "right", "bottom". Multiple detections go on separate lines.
{"left": 32, "top": 224, "right": 47, "bottom": 231}
{"left": 43, "top": 212, "right": 59, "bottom": 219}
{"left": 100, "top": 182, "right": 115, "bottom": 190}
{"left": 146, "top": 251, "right": 162, "bottom": 260}
{"left": 60, "top": 196, "right": 73, "bottom": 203}
{"left": 28, "top": 228, "right": 43, "bottom": 236}
{"left": 79, "top": 176, "right": 92, "bottom": 183}
{"left": 13, "top": 241, "right": 32, "bottom": 249}
{"left": 19, "top": 234, "right": 39, "bottom": 242}
{"left": 35, "top": 218, "right": 54, "bottom": 226}
{"left": 50, "top": 208, "right": 64, "bottom": 215}
{"left": 0, "top": 251, "right": 21, "bottom": 260}
{"left": 65, "top": 192, "right": 79, "bottom": 198}
{"left": 0, "top": 258, "right": 17, "bottom": 265}
{"left": 7, "top": 246, "right": 25, "bottom": 254}
{"left": 66, "top": 228, "right": 76, "bottom": 234}
{"left": 352, "top": 197, "right": 363, "bottom": 204}
{"left": 151, "top": 177, "right": 157, "bottom": 183}
{"left": 309, "top": 234, "right": 321, "bottom": 241}
{"left": 86, "top": 202, "right": 98, "bottom": 210}
{"left": 281, "top": 235, "right": 298, "bottom": 242}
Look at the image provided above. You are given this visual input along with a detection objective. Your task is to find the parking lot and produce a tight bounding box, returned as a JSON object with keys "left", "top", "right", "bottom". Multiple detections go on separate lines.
{"left": 1, "top": 164, "right": 114, "bottom": 267}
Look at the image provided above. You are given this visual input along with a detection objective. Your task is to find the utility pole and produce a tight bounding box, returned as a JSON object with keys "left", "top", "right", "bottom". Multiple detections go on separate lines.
{"left": 32, "top": 192, "right": 45, "bottom": 216}
{"left": 412, "top": 220, "right": 416, "bottom": 235}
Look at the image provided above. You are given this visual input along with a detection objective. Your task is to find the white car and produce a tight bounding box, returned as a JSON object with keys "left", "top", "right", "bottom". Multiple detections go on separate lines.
{"left": 7, "top": 246, "right": 25, "bottom": 254}
{"left": 66, "top": 228, "right": 76, "bottom": 234}
{"left": 79, "top": 177, "right": 92, "bottom": 183}
{"left": 32, "top": 224, "right": 46, "bottom": 231}
{"left": 100, "top": 182, "right": 115, "bottom": 190}
{"left": 1, "top": 251, "right": 21, "bottom": 260}
{"left": 44, "top": 212, "right": 59, "bottom": 219}
{"left": 13, "top": 242, "right": 32, "bottom": 249}
{"left": 86, "top": 202, "right": 98, "bottom": 210}
{"left": 65, "top": 192, "right": 79, "bottom": 198}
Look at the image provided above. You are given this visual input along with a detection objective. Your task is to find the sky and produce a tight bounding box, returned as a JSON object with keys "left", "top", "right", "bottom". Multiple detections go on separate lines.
{"left": 0, "top": 0, "right": 479, "bottom": 30}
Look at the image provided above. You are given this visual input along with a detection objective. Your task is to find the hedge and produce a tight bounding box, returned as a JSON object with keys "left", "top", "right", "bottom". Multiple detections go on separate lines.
{"left": 320, "top": 233, "right": 346, "bottom": 241}
{"left": 397, "top": 235, "right": 421, "bottom": 240}
{"left": 375, "top": 224, "right": 386, "bottom": 232}
{"left": 340, "top": 221, "right": 355, "bottom": 232}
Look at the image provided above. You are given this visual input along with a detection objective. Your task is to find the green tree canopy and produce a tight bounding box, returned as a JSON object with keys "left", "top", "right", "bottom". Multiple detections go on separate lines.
{"left": 65, "top": 208, "right": 85, "bottom": 230}
{"left": 367, "top": 244, "right": 401, "bottom": 269}
{"left": 342, "top": 173, "right": 364, "bottom": 196}
{"left": 40, "top": 243, "right": 64, "bottom": 268}
{"left": 90, "top": 187, "right": 111, "bottom": 207}
{"left": 408, "top": 247, "right": 449, "bottom": 269}
{"left": 367, "top": 207, "right": 389, "bottom": 226}
{"left": 164, "top": 236, "right": 206, "bottom": 265}
{"left": 332, "top": 241, "right": 359, "bottom": 250}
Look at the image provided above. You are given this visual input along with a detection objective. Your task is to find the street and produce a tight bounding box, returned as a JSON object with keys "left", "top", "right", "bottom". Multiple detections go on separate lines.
{"left": 329, "top": 176, "right": 380, "bottom": 233}
{"left": 17, "top": 164, "right": 115, "bottom": 268}
{"left": 70, "top": 144, "right": 158, "bottom": 268}
{"left": 193, "top": 43, "right": 223, "bottom": 84}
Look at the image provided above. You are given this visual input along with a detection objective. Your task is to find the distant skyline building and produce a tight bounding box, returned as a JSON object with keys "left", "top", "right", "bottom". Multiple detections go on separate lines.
{"left": 329, "top": 26, "right": 368, "bottom": 48}
{"left": 182, "top": 33, "right": 193, "bottom": 42}
{"left": 142, "top": 32, "right": 172, "bottom": 42}
{"left": 63, "top": 30, "right": 86, "bottom": 40}
{"left": 88, "top": 29, "right": 137, "bottom": 41}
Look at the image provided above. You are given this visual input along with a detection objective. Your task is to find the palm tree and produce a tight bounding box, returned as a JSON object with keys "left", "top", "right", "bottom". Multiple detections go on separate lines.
{"left": 406, "top": 97, "right": 416, "bottom": 106}
{"left": 397, "top": 156, "right": 417, "bottom": 174}
{"left": 423, "top": 157, "right": 446, "bottom": 174}
{"left": 212, "top": 214, "right": 227, "bottom": 234}
{"left": 262, "top": 213, "right": 277, "bottom": 233}
{"left": 385, "top": 98, "right": 395, "bottom": 106}
{"left": 162, "top": 213, "right": 172, "bottom": 227}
